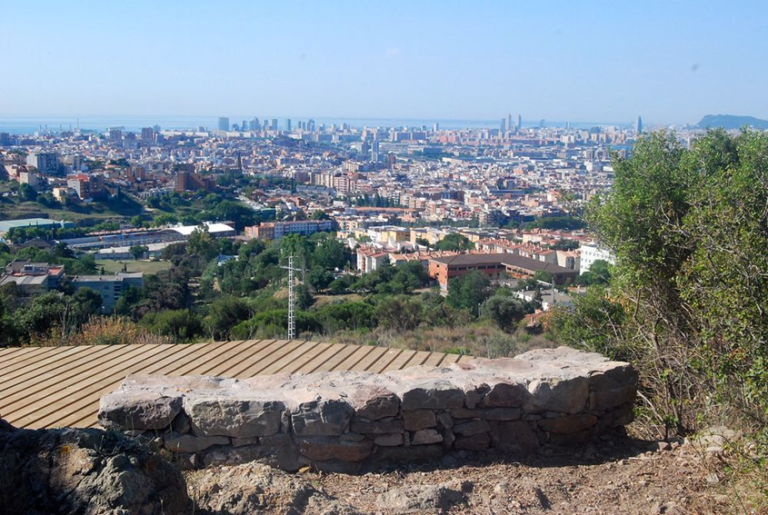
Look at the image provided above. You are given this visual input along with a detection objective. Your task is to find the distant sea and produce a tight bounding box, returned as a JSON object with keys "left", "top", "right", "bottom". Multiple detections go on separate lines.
{"left": 0, "top": 115, "right": 626, "bottom": 135}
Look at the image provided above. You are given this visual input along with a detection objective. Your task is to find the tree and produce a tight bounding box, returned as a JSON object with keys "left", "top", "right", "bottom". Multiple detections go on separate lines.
{"left": 445, "top": 270, "right": 492, "bottom": 317}
{"left": 19, "top": 183, "right": 37, "bottom": 201}
{"left": 311, "top": 210, "right": 330, "bottom": 220}
{"left": 480, "top": 295, "right": 534, "bottom": 332}
{"left": 374, "top": 296, "right": 422, "bottom": 332}
{"left": 129, "top": 244, "right": 149, "bottom": 260}
{"left": 435, "top": 233, "right": 475, "bottom": 252}
{"left": 187, "top": 226, "right": 218, "bottom": 261}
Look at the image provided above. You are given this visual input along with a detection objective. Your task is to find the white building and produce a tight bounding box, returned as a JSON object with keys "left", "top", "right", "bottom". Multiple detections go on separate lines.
{"left": 579, "top": 243, "right": 615, "bottom": 274}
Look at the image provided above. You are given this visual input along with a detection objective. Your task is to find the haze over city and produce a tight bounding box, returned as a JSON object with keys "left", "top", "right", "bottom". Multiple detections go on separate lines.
{"left": 1, "top": 0, "right": 767, "bottom": 125}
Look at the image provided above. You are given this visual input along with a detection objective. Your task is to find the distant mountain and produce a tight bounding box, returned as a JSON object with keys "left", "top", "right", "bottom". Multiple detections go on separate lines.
{"left": 697, "top": 114, "right": 768, "bottom": 130}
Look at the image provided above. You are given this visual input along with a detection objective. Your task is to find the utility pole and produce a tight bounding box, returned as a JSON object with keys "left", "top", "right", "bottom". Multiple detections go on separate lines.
{"left": 280, "top": 255, "right": 302, "bottom": 340}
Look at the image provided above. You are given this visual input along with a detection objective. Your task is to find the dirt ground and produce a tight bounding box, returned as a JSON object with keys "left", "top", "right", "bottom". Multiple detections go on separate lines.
{"left": 186, "top": 431, "right": 764, "bottom": 515}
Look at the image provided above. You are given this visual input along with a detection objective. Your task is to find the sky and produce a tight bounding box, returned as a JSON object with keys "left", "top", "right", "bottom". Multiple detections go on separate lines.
{"left": 0, "top": 0, "right": 766, "bottom": 125}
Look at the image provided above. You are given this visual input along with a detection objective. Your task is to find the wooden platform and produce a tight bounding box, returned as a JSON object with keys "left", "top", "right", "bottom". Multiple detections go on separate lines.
{"left": 0, "top": 340, "right": 472, "bottom": 430}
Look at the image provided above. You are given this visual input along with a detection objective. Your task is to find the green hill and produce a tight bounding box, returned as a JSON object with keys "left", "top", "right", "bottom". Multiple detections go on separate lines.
{"left": 697, "top": 114, "right": 768, "bottom": 130}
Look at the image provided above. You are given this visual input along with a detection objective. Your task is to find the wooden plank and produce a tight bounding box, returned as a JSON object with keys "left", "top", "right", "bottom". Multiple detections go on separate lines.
{"left": 0, "top": 346, "right": 70, "bottom": 374}
{"left": 238, "top": 340, "right": 305, "bottom": 376}
{"left": 259, "top": 341, "right": 320, "bottom": 375}
{"left": 293, "top": 344, "right": 348, "bottom": 374}
{"left": 194, "top": 340, "right": 262, "bottom": 376}
{"left": 441, "top": 353, "right": 462, "bottom": 365}
{"left": 0, "top": 346, "right": 52, "bottom": 371}
{"left": 213, "top": 339, "right": 276, "bottom": 377}
{"left": 349, "top": 346, "right": 388, "bottom": 371}
{"left": 383, "top": 349, "right": 418, "bottom": 372}
{"left": 280, "top": 343, "right": 332, "bottom": 374}
{"left": 163, "top": 340, "right": 253, "bottom": 376}
{"left": 422, "top": 352, "right": 446, "bottom": 367}
{"left": 369, "top": 348, "right": 404, "bottom": 374}
{"left": 314, "top": 345, "right": 361, "bottom": 373}
{"left": 0, "top": 344, "right": 137, "bottom": 409}
{"left": 331, "top": 344, "right": 375, "bottom": 372}
{"left": 457, "top": 354, "right": 474, "bottom": 364}
{"left": 403, "top": 350, "right": 432, "bottom": 368}
{"left": 1, "top": 345, "right": 99, "bottom": 387}
{"left": 219, "top": 340, "right": 292, "bottom": 377}
{"left": 8, "top": 344, "right": 172, "bottom": 428}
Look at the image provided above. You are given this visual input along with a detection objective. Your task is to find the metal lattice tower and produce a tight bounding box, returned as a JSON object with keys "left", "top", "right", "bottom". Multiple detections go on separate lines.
{"left": 280, "top": 255, "right": 302, "bottom": 340}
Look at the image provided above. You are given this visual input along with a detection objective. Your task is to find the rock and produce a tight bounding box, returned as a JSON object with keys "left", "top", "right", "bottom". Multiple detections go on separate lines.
{"left": 350, "top": 385, "right": 400, "bottom": 420}
{"left": 437, "top": 412, "right": 453, "bottom": 428}
{"left": 98, "top": 391, "right": 182, "bottom": 430}
{"left": 298, "top": 437, "right": 374, "bottom": 462}
{"left": 454, "top": 432, "right": 491, "bottom": 451}
{"left": 404, "top": 409, "right": 437, "bottom": 431}
{"left": 184, "top": 396, "right": 284, "bottom": 437}
{"left": 538, "top": 414, "right": 598, "bottom": 434}
{"left": 374, "top": 433, "right": 404, "bottom": 447}
{"left": 482, "top": 381, "right": 528, "bottom": 407}
{"left": 376, "top": 480, "right": 469, "bottom": 514}
{"left": 232, "top": 436, "right": 260, "bottom": 447}
{"left": 489, "top": 420, "right": 541, "bottom": 454}
{"left": 203, "top": 444, "right": 264, "bottom": 467}
{"left": 0, "top": 419, "right": 189, "bottom": 515}
{"left": 290, "top": 394, "right": 354, "bottom": 436}
{"left": 165, "top": 432, "right": 230, "bottom": 453}
{"left": 171, "top": 410, "right": 191, "bottom": 434}
{"left": 453, "top": 419, "right": 491, "bottom": 436}
{"left": 526, "top": 377, "right": 590, "bottom": 414}
{"left": 400, "top": 379, "right": 465, "bottom": 411}
{"left": 549, "top": 429, "right": 593, "bottom": 445}
{"left": 412, "top": 428, "right": 444, "bottom": 445}
{"left": 351, "top": 419, "right": 404, "bottom": 434}
{"left": 450, "top": 407, "right": 522, "bottom": 421}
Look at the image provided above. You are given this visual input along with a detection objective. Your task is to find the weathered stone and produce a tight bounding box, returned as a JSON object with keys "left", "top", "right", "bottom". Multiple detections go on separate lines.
{"left": 351, "top": 419, "right": 404, "bottom": 434}
{"left": 590, "top": 384, "right": 638, "bottom": 411}
{"left": 539, "top": 414, "right": 598, "bottom": 434}
{"left": 376, "top": 481, "right": 469, "bottom": 514}
{"left": 442, "top": 427, "right": 456, "bottom": 448}
{"left": 489, "top": 420, "right": 540, "bottom": 454}
{"left": 412, "top": 429, "right": 443, "bottom": 445}
{"left": 403, "top": 409, "right": 437, "bottom": 431}
{"left": 350, "top": 385, "right": 400, "bottom": 420}
{"left": 290, "top": 396, "right": 353, "bottom": 436}
{"left": 526, "top": 377, "right": 589, "bottom": 414}
{"left": 174, "top": 452, "right": 200, "bottom": 470}
{"left": 436, "top": 412, "right": 453, "bottom": 429}
{"left": 481, "top": 381, "right": 528, "bottom": 407}
{"left": 165, "top": 432, "right": 230, "bottom": 453}
{"left": 549, "top": 429, "right": 593, "bottom": 445}
{"left": 98, "top": 392, "right": 182, "bottom": 431}
{"left": 401, "top": 379, "right": 465, "bottom": 411}
{"left": 203, "top": 444, "right": 264, "bottom": 467}
{"left": 232, "top": 436, "right": 260, "bottom": 447}
{"left": 258, "top": 433, "right": 301, "bottom": 471}
{"left": 171, "top": 411, "right": 191, "bottom": 434}
{"left": 184, "top": 396, "right": 284, "bottom": 437}
{"left": 298, "top": 437, "right": 374, "bottom": 462}
{"left": 452, "top": 419, "right": 491, "bottom": 437}
{"left": 339, "top": 433, "right": 366, "bottom": 443}
{"left": 454, "top": 432, "right": 491, "bottom": 451}
{"left": 450, "top": 407, "right": 521, "bottom": 421}
{"left": 374, "top": 433, "right": 404, "bottom": 447}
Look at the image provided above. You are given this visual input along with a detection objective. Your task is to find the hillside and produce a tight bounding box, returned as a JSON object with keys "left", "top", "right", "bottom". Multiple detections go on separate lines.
{"left": 696, "top": 114, "right": 768, "bottom": 130}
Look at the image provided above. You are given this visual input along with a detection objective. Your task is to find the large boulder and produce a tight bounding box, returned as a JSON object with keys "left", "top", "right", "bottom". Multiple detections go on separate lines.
{"left": 0, "top": 419, "right": 190, "bottom": 515}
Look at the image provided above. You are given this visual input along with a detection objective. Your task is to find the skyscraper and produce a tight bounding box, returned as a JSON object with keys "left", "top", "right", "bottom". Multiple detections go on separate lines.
{"left": 517, "top": 114, "right": 522, "bottom": 130}
{"left": 635, "top": 116, "right": 643, "bottom": 134}
{"left": 500, "top": 118, "right": 506, "bottom": 132}
{"left": 507, "top": 113, "right": 512, "bottom": 133}
{"left": 218, "top": 117, "right": 230, "bottom": 131}
{"left": 285, "top": 119, "right": 292, "bottom": 131}
{"left": 270, "top": 119, "right": 278, "bottom": 130}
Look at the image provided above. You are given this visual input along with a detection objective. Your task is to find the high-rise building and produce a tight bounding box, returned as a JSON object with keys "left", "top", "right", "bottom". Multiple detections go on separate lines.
{"left": 433, "top": 122, "right": 439, "bottom": 132}
{"left": 141, "top": 127, "right": 154, "bottom": 142}
{"left": 285, "top": 119, "right": 292, "bottom": 131}
{"left": 270, "top": 119, "right": 278, "bottom": 130}
{"left": 507, "top": 113, "right": 512, "bottom": 133}
{"left": 218, "top": 117, "right": 230, "bottom": 131}
{"left": 517, "top": 114, "right": 522, "bottom": 130}
{"left": 500, "top": 118, "right": 506, "bottom": 132}
{"left": 250, "top": 118, "right": 260, "bottom": 131}
{"left": 635, "top": 116, "right": 643, "bottom": 134}
{"left": 371, "top": 139, "right": 380, "bottom": 163}
{"left": 241, "top": 120, "right": 248, "bottom": 131}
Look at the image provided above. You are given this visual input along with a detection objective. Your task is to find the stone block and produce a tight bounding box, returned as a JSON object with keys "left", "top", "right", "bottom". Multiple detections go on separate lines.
{"left": 538, "top": 414, "right": 598, "bottom": 434}
{"left": 400, "top": 379, "right": 464, "bottom": 411}
{"left": 403, "top": 410, "right": 437, "bottom": 431}
{"left": 232, "top": 436, "right": 260, "bottom": 447}
{"left": 436, "top": 412, "right": 453, "bottom": 429}
{"left": 171, "top": 411, "right": 191, "bottom": 434}
{"left": 452, "top": 419, "right": 491, "bottom": 437}
{"left": 184, "top": 397, "right": 284, "bottom": 438}
{"left": 351, "top": 419, "right": 404, "bottom": 434}
{"left": 590, "top": 384, "right": 637, "bottom": 411}
{"left": 203, "top": 444, "right": 264, "bottom": 467}
{"left": 165, "top": 433, "right": 230, "bottom": 453}
{"left": 98, "top": 392, "right": 182, "bottom": 431}
{"left": 350, "top": 385, "right": 400, "bottom": 420}
{"left": 481, "top": 381, "right": 528, "bottom": 408}
{"left": 454, "top": 432, "right": 491, "bottom": 451}
{"left": 450, "top": 407, "right": 521, "bottom": 421}
{"left": 489, "top": 420, "right": 540, "bottom": 454}
{"left": 526, "top": 377, "right": 589, "bottom": 414}
{"left": 290, "top": 397, "right": 353, "bottom": 436}
{"left": 298, "top": 437, "right": 374, "bottom": 462}
{"left": 411, "top": 429, "right": 443, "bottom": 445}
{"left": 374, "top": 433, "right": 404, "bottom": 447}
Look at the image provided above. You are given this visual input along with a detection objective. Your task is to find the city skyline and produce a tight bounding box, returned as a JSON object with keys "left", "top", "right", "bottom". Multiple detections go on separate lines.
{"left": 1, "top": 1, "right": 767, "bottom": 124}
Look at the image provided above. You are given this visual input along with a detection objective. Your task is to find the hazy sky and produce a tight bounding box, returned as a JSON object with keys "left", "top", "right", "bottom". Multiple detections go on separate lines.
{"left": 1, "top": 0, "right": 766, "bottom": 125}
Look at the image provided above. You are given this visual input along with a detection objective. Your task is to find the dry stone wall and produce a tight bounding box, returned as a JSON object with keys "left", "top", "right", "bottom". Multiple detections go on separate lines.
{"left": 98, "top": 347, "right": 637, "bottom": 473}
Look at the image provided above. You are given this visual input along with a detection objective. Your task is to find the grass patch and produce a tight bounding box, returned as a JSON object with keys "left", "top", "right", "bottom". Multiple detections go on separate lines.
{"left": 96, "top": 259, "right": 172, "bottom": 275}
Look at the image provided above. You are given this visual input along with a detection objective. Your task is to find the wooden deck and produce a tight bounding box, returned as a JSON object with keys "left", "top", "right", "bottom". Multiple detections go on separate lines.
{"left": 0, "top": 340, "right": 472, "bottom": 430}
